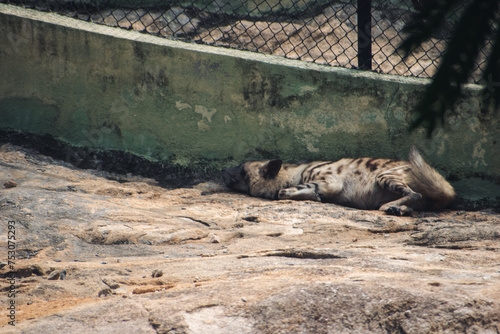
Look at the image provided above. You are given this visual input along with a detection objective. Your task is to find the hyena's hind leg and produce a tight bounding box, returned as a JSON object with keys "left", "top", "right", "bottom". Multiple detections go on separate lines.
{"left": 376, "top": 166, "right": 422, "bottom": 216}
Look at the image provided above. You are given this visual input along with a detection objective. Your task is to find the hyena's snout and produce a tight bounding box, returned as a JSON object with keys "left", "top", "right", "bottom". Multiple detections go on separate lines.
{"left": 221, "top": 166, "right": 248, "bottom": 193}
{"left": 222, "top": 166, "right": 238, "bottom": 184}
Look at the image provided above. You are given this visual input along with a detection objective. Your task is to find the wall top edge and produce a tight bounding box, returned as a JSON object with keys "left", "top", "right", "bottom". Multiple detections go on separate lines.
{"left": 0, "top": 3, "right": 482, "bottom": 91}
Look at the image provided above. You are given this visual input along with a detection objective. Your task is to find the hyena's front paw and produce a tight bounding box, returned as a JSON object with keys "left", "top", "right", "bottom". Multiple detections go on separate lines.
{"left": 278, "top": 188, "right": 293, "bottom": 200}
{"left": 278, "top": 187, "right": 321, "bottom": 201}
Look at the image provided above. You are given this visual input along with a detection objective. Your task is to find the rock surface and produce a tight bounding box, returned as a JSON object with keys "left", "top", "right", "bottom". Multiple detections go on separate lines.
{"left": 0, "top": 143, "right": 499, "bottom": 333}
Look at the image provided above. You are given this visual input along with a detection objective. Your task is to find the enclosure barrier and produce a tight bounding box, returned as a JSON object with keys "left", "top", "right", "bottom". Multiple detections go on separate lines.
{"left": 0, "top": 0, "right": 494, "bottom": 83}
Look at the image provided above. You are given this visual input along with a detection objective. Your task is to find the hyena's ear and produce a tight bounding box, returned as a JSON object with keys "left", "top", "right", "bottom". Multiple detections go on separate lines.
{"left": 260, "top": 159, "right": 282, "bottom": 179}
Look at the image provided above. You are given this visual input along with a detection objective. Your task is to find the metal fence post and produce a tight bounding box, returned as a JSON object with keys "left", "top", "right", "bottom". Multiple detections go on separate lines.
{"left": 357, "top": 0, "right": 372, "bottom": 70}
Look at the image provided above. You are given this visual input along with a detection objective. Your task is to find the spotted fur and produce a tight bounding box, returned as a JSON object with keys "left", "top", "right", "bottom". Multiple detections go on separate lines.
{"left": 222, "top": 147, "right": 455, "bottom": 216}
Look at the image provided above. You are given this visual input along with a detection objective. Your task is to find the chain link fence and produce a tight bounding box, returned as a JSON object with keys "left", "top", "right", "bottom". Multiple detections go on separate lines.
{"left": 1, "top": 0, "right": 494, "bottom": 83}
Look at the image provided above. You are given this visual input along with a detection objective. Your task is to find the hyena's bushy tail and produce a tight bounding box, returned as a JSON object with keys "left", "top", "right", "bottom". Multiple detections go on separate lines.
{"left": 408, "top": 147, "right": 456, "bottom": 208}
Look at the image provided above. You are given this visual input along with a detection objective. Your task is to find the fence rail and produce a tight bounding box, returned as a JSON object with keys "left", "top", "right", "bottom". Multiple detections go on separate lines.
{"left": 1, "top": 0, "right": 494, "bottom": 83}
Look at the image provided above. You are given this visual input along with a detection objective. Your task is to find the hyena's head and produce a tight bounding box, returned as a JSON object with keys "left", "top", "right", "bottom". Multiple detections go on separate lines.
{"left": 222, "top": 159, "right": 283, "bottom": 199}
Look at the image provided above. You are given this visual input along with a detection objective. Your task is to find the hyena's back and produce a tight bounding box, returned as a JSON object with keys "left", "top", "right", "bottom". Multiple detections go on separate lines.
{"left": 301, "top": 151, "right": 454, "bottom": 210}
{"left": 222, "top": 147, "right": 456, "bottom": 215}
{"left": 298, "top": 158, "right": 410, "bottom": 209}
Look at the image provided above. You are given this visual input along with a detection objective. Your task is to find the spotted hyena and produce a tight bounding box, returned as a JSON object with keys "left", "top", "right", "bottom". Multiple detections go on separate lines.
{"left": 222, "top": 147, "right": 455, "bottom": 216}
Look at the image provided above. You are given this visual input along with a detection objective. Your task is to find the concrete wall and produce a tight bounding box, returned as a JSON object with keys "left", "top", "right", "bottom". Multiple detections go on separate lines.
{"left": 0, "top": 4, "right": 498, "bottom": 208}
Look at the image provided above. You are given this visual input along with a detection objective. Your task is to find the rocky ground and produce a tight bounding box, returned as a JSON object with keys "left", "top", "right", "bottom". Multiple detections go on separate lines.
{"left": 0, "top": 143, "right": 499, "bottom": 333}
